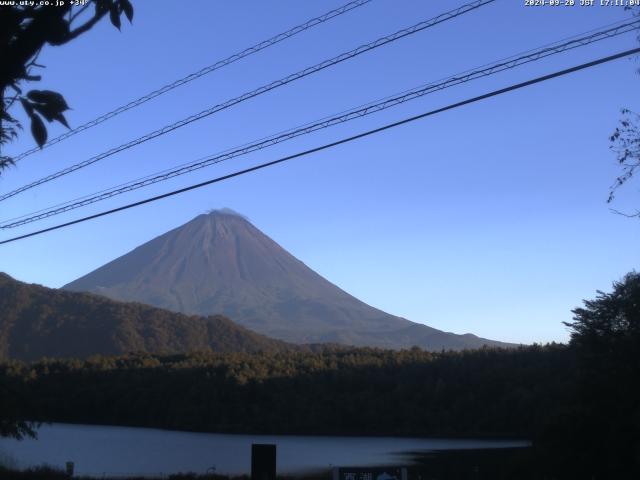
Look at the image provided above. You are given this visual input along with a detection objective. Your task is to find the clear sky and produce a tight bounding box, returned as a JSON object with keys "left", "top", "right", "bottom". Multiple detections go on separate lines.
{"left": 1, "top": 0, "right": 639, "bottom": 344}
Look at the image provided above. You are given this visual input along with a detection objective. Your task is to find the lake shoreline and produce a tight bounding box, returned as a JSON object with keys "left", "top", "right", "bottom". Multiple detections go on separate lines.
{"left": 0, "top": 423, "right": 531, "bottom": 477}
{"left": 23, "top": 420, "right": 531, "bottom": 443}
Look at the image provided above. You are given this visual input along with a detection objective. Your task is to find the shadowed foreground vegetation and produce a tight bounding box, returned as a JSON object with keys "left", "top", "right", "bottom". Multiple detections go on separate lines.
{"left": 1, "top": 273, "right": 639, "bottom": 479}
{"left": 0, "top": 453, "right": 535, "bottom": 480}
{"left": 0, "top": 343, "right": 629, "bottom": 479}
{"left": 0, "top": 467, "right": 293, "bottom": 480}
{"left": 2, "top": 346, "right": 567, "bottom": 438}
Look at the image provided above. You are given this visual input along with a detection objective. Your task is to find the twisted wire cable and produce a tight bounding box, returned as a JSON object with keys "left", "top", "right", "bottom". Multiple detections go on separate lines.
{"left": 1, "top": 46, "right": 639, "bottom": 245}
{"left": 0, "top": 0, "right": 496, "bottom": 203}
{"left": 2, "top": 17, "right": 638, "bottom": 229}
{"left": 11, "top": 0, "right": 374, "bottom": 162}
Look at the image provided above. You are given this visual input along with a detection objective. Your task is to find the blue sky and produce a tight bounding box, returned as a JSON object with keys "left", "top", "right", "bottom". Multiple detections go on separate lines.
{"left": 1, "top": 0, "right": 639, "bottom": 344}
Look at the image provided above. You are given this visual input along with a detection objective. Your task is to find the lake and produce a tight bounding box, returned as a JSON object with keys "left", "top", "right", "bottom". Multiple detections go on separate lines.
{"left": 0, "top": 423, "right": 530, "bottom": 476}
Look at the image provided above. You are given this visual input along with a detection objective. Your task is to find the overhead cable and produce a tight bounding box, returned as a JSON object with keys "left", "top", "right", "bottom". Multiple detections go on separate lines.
{"left": 10, "top": 0, "right": 375, "bottom": 162}
{"left": 1, "top": 46, "right": 638, "bottom": 245}
{"left": 0, "top": 0, "right": 496, "bottom": 202}
{"left": 3, "top": 18, "right": 638, "bottom": 229}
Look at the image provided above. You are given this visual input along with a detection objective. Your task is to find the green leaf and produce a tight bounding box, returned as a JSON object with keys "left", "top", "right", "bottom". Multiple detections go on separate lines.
{"left": 120, "top": 0, "right": 133, "bottom": 22}
{"left": 53, "top": 112, "right": 70, "bottom": 129}
{"left": 26, "top": 90, "right": 70, "bottom": 112}
{"left": 32, "top": 108, "right": 53, "bottom": 122}
{"left": 19, "top": 98, "right": 34, "bottom": 116}
{"left": 32, "top": 103, "right": 58, "bottom": 124}
{"left": 30, "top": 113, "right": 47, "bottom": 148}
{"left": 110, "top": 4, "right": 121, "bottom": 30}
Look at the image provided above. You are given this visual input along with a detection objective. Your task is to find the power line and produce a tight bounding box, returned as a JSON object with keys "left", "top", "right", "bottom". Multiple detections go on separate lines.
{"left": 1, "top": 46, "right": 637, "bottom": 246}
{"left": 2, "top": 18, "right": 639, "bottom": 229}
{"left": 0, "top": 0, "right": 496, "bottom": 203}
{"left": 10, "top": 0, "right": 374, "bottom": 162}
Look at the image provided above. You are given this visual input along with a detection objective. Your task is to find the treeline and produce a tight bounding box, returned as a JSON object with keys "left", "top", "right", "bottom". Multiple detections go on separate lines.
{"left": 0, "top": 345, "right": 570, "bottom": 439}
{"left": 1, "top": 273, "right": 639, "bottom": 478}
{"left": 0, "top": 343, "right": 603, "bottom": 479}
{"left": 0, "top": 340, "right": 635, "bottom": 478}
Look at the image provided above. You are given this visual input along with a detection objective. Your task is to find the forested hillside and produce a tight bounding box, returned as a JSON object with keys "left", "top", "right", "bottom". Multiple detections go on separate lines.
{"left": 1, "top": 273, "right": 638, "bottom": 478}
{"left": 0, "top": 273, "right": 289, "bottom": 360}
{"left": 1, "top": 346, "right": 569, "bottom": 438}
{"left": 4, "top": 272, "right": 639, "bottom": 479}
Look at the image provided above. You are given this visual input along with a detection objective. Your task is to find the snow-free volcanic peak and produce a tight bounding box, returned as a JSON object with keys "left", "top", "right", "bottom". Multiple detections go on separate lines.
{"left": 64, "top": 212, "right": 513, "bottom": 350}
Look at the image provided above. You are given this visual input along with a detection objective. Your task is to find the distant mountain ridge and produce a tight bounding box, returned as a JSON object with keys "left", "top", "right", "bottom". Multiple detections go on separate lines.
{"left": 64, "top": 210, "right": 514, "bottom": 350}
{"left": 0, "top": 272, "right": 288, "bottom": 361}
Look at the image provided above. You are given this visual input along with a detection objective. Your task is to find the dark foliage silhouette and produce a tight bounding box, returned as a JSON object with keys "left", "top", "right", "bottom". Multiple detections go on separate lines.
{"left": 609, "top": 6, "right": 640, "bottom": 215}
{"left": 2, "top": 273, "right": 638, "bottom": 477}
{"left": 1, "top": 345, "right": 568, "bottom": 439}
{"left": 0, "top": 0, "right": 133, "bottom": 169}
{"left": 561, "top": 272, "right": 640, "bottom": 479}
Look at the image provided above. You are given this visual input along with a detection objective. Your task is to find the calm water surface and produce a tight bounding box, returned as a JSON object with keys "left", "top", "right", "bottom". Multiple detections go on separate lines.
{"left": 0, "top": 423, "right": 529, "bottom": 476}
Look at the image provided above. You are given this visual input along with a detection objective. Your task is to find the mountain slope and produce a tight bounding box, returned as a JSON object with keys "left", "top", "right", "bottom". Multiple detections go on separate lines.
{"left": 65, "top": 209, "right": 513, "bottom": 350}
{"left": 0, "top": 272, "right": 289, "bottom": 361}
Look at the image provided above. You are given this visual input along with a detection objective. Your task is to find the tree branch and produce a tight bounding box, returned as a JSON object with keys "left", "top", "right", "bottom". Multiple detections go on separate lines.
{"left": 65, "top": 10, "right": 109, "bottom": 42}
{"left": 69, "top": 1, "right": 93, "bottom": 24}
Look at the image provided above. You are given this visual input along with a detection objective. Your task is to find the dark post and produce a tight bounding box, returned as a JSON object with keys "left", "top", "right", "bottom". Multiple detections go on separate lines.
{"left": 65, "top": 461, "right": 74, "bottom": 478}
{"left": 251, "top": 443, "right": 276, "bottom": 480}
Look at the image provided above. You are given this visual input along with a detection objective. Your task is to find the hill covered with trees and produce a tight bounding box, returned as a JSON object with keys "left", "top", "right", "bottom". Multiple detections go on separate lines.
{"left": 0, "top": 273, "right": 290, "bottom": 361}
{"left": 1, "top": 271, "right": 638, "bottom": 478}
{"left": 3, "top": 272, "right": 639, "bottom": 479}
